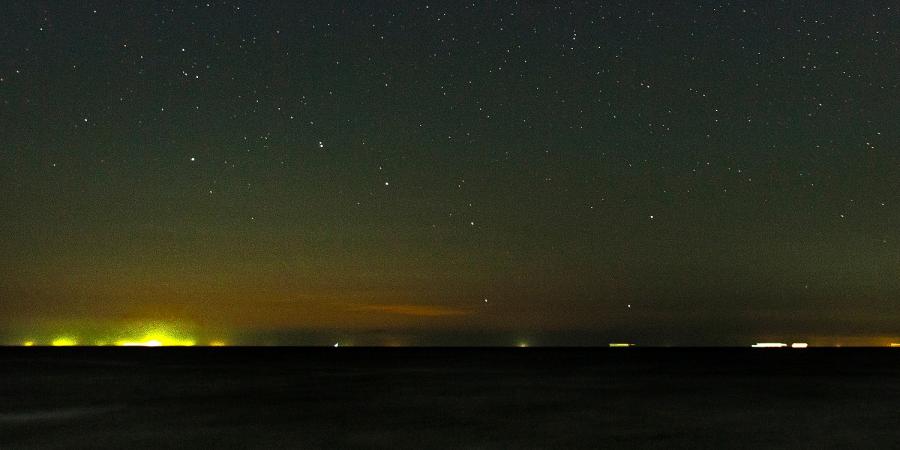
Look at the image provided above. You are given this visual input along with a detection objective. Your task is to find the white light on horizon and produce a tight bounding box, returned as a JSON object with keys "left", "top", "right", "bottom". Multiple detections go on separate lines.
{"left": 751, "top": 343, "right": 787, "bottom": 348}
{"left": 791, "top": 343, "right": 808, "bottom": 348}
{"left": 117, "top": 339, "right": 163, "bottom": 347}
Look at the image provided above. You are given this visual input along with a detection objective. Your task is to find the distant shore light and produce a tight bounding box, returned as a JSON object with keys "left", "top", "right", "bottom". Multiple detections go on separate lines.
{"left": 22, "top": 341, "right": 35, "bottom": 347}
{"left": 751, "top": 343, "right": 787, "bottom": 348}
{"left": 609, "top": 343, "right": 634, "bottom": 347}
{"left": 115, "top": 336, "right": 194, "bottom": 347}
{"left": 791, "top": 343, "right": 808, "bottom": 348}
{"left": 117, "top": 339, "right": 163, "bottom": 347}
{"left": 51, "top": 337, "right": 77, "bottom": 346}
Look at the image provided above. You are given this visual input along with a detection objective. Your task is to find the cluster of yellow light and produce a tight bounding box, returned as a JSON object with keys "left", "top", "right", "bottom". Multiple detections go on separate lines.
{"left": 16, "top": 323, "right": 214, "bottom": 347}
{"left": 116, "top": 339, "right": 161, "bottom": 347}
{"left": 51, "top": 337, "right": 78, "bottom": 346}
{"left": 609, "top": 343, "right": 634, "bottom": 347}
{"left": 109, "top": 323, "right": 197, "bottom": 347}
{"left": 890, "top": 343, "right": 900, "bottom": 347}
{"left": 114, "top": 335, "right": 195, "bottom": 347}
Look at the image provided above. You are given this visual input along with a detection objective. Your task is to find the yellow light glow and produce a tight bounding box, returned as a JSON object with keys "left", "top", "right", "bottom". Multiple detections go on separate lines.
{"left": 51, "top": 338, "right": 77, "bottom": 346}
{"left": 23, "top": 341, "right": 35, "bottom": 347}
{"left": 890, "top": 343, "right": 900, "bottom": 347}
{"left": 116, "top": 339, "right": 160, "bottom": 347}
{"left": 110, "top": 323, "right": 197, "bottom": 347}
{"left": 209, "top": 341, "right": 227, "bottom": 347}
{"left": 609, "top": 343, "right": 634, "bottom": 347}
{"left": 115, "top": 336, "right": 193, "bottom": 347}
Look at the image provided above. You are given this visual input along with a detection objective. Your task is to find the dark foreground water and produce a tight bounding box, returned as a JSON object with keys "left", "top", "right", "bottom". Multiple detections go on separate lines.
{"left": 2, "top": 348, "right": 899, "bottom": 449}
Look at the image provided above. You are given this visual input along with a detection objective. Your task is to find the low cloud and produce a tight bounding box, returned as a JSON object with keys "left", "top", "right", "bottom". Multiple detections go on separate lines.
{"left": 349, "top": 304, "right": 470, "bottom": 317}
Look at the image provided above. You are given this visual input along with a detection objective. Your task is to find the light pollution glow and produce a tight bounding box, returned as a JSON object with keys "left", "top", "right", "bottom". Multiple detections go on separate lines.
{"left": 16, "top": 322, "right": 229, "bottom": 347}
{"left": 12, "top": 330, "right": 900, "bottom": 348}
{"left": 51, "top": 337, "right": 78, "bottom": 346}
{"left": 15, "top": 341, "right": 900, "bottom": 348}
{"left": 33, "top": 336, "right": 224, "bottom": 347}
{"left": 114, "top": 334, "right": 196, "bottom": 347}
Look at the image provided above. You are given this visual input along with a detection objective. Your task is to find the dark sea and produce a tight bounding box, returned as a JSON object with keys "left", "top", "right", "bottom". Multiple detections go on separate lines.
{"left": 2, "top": 347, "right": 899, "bottom": 449}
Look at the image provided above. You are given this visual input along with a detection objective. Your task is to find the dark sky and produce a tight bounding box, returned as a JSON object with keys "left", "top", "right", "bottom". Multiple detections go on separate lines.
{"left": 1, "top": 1, "right": 898, "bottom": 346}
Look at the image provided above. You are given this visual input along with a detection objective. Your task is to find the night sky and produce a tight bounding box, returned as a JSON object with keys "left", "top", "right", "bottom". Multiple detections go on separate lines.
{"left": 1, "top": 2, "right": 898, "bottom": 346}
